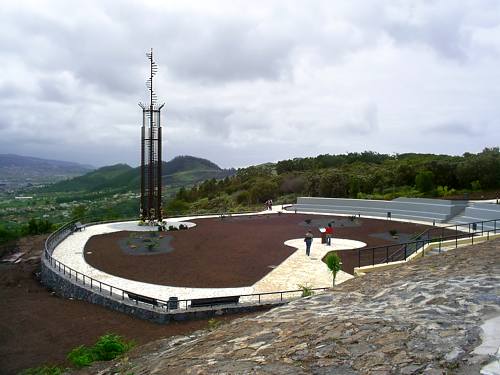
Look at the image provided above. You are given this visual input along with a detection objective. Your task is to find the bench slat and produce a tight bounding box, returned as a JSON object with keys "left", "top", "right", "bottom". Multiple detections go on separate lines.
{"left": 190, "top": 295, "right": 239, "bottom": 308}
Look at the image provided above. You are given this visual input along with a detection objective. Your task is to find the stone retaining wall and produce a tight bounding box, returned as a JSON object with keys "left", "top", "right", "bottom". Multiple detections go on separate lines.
{"left": 40, "top": 257, "right": 278, "bottom": 324}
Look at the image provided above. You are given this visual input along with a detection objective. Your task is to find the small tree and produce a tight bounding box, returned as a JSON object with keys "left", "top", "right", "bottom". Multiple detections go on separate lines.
{"left": 415, "top": 171, "right": 434, "bottom": 193}
{"left": 325, "top": 253, "right": 342, "bottom": 286}
{"left": 71, "top": 204, "right": 87, "bottom": 220}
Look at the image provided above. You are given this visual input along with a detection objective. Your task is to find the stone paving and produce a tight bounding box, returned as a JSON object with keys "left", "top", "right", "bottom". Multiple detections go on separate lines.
{"left": 252, "top": 238, "right": 363, "bottom": 294}
{"left": 90, "top": 238, "right": 500, "bottom": 375}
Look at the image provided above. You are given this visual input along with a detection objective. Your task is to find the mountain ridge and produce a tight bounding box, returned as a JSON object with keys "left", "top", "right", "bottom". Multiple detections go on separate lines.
{"left": 0, "top": 154, "right": 94, "bottom": 189}
{"left": 42, "top": 155, "right": 235, "bottom": 193}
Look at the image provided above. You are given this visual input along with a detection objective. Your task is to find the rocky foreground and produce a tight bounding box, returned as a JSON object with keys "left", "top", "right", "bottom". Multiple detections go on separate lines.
{"left": 92, "top": 239, "right": 500, "bottom": 375}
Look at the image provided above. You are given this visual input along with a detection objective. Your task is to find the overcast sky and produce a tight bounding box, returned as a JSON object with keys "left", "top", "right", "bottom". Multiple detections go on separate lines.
{"left": 1, "top": 1, "right": 499, "bottom": 168}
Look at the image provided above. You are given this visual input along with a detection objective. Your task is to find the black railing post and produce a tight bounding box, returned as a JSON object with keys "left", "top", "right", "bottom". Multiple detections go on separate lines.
{"left": 386, "top": 246, "right": 389, "bottom": 263}
{"left": 358, "top": 249, "right": 361, "bottom": 268}
{"left": 404, "top": 244, "right": 407, "bottom": 260}
{"left": 372, "top": 248, "right": 375, "bottom": 266}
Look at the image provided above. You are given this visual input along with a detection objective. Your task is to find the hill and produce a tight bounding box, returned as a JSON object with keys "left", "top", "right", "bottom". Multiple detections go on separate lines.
{"left": 42, "top": 164, "right": 134, "bottom": 192}
{"left": 42, "top": 156, "right": 235, "bottom": 194}
{"left": 170, "top": 148, "right": 500, "bottom": 213}
{"left": 0, "top": 154, "right": 93, "bottom": 190}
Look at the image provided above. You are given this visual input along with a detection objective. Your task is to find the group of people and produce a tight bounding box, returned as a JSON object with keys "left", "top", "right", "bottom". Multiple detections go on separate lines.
{"left": 304, "top": 222, "right": 334, "bottom": 256}
{"left": 265, "top": 199, "right": 273, "bottom": 210}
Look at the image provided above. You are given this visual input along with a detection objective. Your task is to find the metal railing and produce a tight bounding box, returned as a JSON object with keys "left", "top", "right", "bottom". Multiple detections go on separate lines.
{"left": 43, "top": 215, "right": 329, "bottom": 313}
{"left": 354, "top": 218, "right": 500, "bottom": 269}
{"left": 79, "top": 208, "right": 269, "bottom": 225}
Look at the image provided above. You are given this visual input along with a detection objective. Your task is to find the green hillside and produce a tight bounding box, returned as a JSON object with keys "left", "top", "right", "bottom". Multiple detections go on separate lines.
{"left": 168, "top": 148, "right": 500, "bottom": 214}
{"left": 43, "top": 156, "right": 235, "bottom": 194}
{"left": 43, "top": 164, "right": 134, "bottom": 192}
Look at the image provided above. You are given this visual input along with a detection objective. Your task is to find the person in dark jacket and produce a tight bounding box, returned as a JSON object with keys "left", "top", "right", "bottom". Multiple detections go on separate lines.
{"left": 304, "top": 230, "right": 313, "bottom": 256}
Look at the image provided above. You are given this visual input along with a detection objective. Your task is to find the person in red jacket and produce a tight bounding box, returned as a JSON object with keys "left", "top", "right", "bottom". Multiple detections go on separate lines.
{"left": 325, "top": 223, "right": 334, "bottom": 246}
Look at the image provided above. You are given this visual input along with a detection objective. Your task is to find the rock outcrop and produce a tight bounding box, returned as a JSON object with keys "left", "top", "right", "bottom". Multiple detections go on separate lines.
{"left": 92, "top": 239, "right": 500, "bottom": 374}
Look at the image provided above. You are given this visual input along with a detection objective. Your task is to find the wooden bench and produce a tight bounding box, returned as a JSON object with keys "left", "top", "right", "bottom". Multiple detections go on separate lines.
{"left": 127, "top": 292, "right": 158, "bottom": 306}
{"left": 73, "top": 222, "right": 85, "bottom": 232}
{"left": 190, "top": 295, "right": 240, "bottom": 308}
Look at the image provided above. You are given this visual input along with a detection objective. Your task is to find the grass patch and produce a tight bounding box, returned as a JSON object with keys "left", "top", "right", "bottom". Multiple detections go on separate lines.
{"left": 67, "top": 334, "right": 134, "bottom": 368}
{"left": 207, "top": 318, "right": 222, "bottom": 331}
{"left": 298, "top": 283, "right": 314, "bottom": 297}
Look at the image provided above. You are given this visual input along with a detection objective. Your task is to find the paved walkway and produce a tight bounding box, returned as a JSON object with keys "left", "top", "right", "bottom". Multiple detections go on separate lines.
{"left": 51, "top": 210, "right": 365, "bottom": 303}
{"left": 253, "top": 238, "right": 363, "bottom": 293}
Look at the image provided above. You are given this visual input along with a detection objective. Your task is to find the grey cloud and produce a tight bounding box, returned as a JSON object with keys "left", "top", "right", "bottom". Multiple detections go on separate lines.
{"left": 169, "top": 107, "right": 233, "bottom": 138}
{"left": 427, "top": 121, "right": 480, "bottom": 137}
{"left": 164, "top": 19, "right": 294, "bottom": 82}
{"left": 0, "top": 1, "right": 499, "bottom": 168}
{"left": 338, "top": 105, "right": 379, "bottom": 136}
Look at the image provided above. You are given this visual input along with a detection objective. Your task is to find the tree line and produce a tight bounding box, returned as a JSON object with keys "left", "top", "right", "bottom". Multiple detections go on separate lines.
{"left": 167, "top": 148, "right": 500, "bottom": 214}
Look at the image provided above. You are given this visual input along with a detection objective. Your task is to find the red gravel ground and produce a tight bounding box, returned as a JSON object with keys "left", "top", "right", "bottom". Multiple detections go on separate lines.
{"left": 0, "top": 236, "right": 258, "bottom": 375}
{"left": 84, "top": 214, "right": 448, "bottom": 286}
{"left": 0, "top": 216, "right": 459, "bottom": 374}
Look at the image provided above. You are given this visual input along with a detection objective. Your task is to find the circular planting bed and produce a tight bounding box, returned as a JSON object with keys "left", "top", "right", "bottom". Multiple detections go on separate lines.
{"left": 116, "top": 232, "right": 174, "bottom": 255}
{"left": 84, "top": 214, "right": 449, "bottom": 288}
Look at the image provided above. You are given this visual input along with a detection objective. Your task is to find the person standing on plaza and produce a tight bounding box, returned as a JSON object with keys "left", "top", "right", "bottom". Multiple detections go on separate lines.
{"left": 325, "top": 222, "right": 333, "bottom": 246}
{"left": 304, "top": 230, "right": 313, "bottom": 256}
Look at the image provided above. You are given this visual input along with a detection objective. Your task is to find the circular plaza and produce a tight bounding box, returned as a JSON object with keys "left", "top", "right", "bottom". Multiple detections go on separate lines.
{"left": 45, "top": 208, "right": 445, "bottom": 317}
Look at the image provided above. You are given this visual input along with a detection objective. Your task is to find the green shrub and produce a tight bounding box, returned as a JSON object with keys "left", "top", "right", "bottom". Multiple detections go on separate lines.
{"left": 415, "top": 171, "right": 434, "bottom": 193}
{"left": 207, "top": 318, "right": 222, "bottom": 331}
{"left": 67, "top": 334, "right": 134, "bottom": 368}
{"left": 92, "top": 334, "right": 134, "bottom": 361}
{"left": 298, "top": 283, "right": 314, "bottom": 297}
{"left": 165, "top": 199, "right": 189, "bottom": 214}
{"left": 67, "top": 345, "right": 95, "bottom": 368}
{"left": 471, "top": 180, "right": 482, "bottom": 191}
{"left": 235, "top": 191, "right": 250, "bottom": 204}
{"left": 0, "top": 225, "right": 20, "bottom": 244}
{"left": 23, "top": 219, "right": 55, "bottom": 236}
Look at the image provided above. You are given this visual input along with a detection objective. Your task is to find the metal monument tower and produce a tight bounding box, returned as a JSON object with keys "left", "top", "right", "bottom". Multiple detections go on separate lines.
{"left": 139, "top": 49, "right": 164, "bottom": 221}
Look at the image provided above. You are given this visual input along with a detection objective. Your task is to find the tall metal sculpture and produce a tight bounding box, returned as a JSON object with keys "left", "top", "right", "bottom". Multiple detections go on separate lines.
{"left": 139, "top": 49, "right": 164, "bottom": 221}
